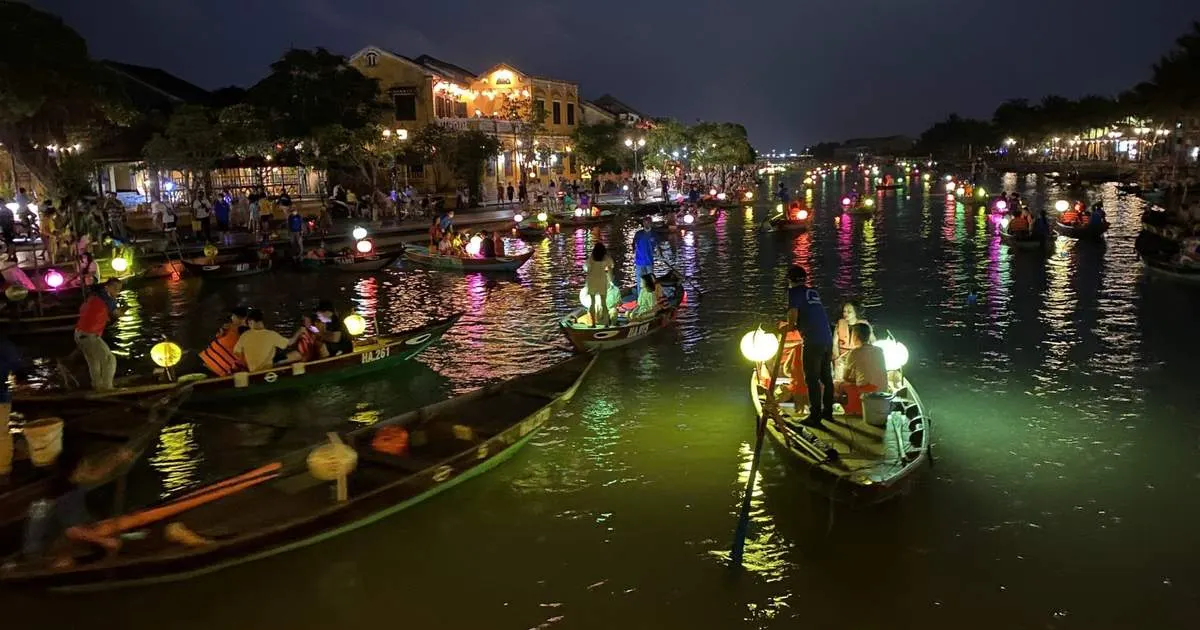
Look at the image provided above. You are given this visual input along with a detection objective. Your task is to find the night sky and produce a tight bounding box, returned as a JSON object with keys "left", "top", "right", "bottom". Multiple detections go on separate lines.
{"left": 32, "top": 0, "right": 1198, "bottom": 149}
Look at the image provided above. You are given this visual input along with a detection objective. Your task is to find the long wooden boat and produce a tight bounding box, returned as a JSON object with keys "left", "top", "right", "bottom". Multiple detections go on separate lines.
{"left": 749, "top": 366, "right": 930, "bottom": 506}
{"left": 1053, "top": 220, "right": 1109, "bottom": 241}
{"left": 403, "top": 245, "right": 532, "bottom": 272}
{"left": 1141, "top": 255, "right": 1200, "bottom": 283}
{"left": 514, "top": 225, "right": 549, "bottom": 240}
{"left": 14, "top": 314, "right": 461, "bottom": 409}
{"left": 1000, "top": 227, "right": 1049, "bottom": 250}
{"left": 0, "top": 354, "right": 596, "bottom": 591}
{"left": 550, "top": 211, "right": 618, "bottom": 228}
{"left": 559, "top": 273, "right": 684, "bottom": 351}
{"left": 768, "top": 215, "right": 812, "bottom": 232}
{"left": 181, "top": 255, "right": 272, "bottom": 279}
{"left": 299, "top": 253, "right": 401, "bottom": 272}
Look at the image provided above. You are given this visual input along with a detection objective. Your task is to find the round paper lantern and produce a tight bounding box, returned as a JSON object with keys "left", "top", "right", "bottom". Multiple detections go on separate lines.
{"left": 740, "top": 328, "right": 779, "bottom": 363}
{"left": 150, "top": 341, "right": 183, "bottom": 368}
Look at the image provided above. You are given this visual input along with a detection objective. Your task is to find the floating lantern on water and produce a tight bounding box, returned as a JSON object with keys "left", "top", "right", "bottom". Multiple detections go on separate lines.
{"left": 683, "top": 214, "right": 695, "bottom": 225}
{"left": 465, "top": 235, "right": 482, "bottom": 257}
{"left": 574, "top": 207, "right": 584, "bottom": 217}
{"left": 740, "top": 327, "right": 779, "bottom": 363}
{"left": 513, "top": 213, "right": 524, "bottom": 223}
{"left": 343, "top": 313, "right": 367, "bottom": 337}
{"left": 150, "top": 341, "right": 183, "bottom": 368}
{"left": 355, "top": 239, "right": 374, "bottom": 254}
{"left": 873, "top": 338, "right": 909, "bottom": 371}
{"left": 352, "top": 226, "right": 368, "bottom": 241}
{"left": 1054, "top": 200, "right": 1069, "bottom": 212}
{"left": 44, "top": 270, "right": 64, "bottom": 289}
{"left": 111, "top": 257, "right": 129, "bottom": 273}
{"left": 537, "top": 212, "right": 548, "bottom": 223}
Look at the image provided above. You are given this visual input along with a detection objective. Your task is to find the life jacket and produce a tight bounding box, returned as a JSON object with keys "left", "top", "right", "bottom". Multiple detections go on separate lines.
{"left": 1010, "top": 215, "right": 1031, "bottom": 232}
{"left": 296, "top": 330, "right": 320, "bottom": 361}
{"left": 200, "top": 325, "right": 245, "bottom": 376}
{"left": 1061, "top": 209, "right": 1080, "bottom": 225}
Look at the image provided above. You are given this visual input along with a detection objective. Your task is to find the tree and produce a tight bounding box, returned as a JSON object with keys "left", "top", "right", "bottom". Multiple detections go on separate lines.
{"left": 689, "top": 122, "right": 755, "bottom": 187}
{"left": 1142, "top": 21, "right": 1200, "bottom": 125}
{"left": 570, "top": 122, "right": 622, "bottom": 174}
{"left": 0, "top": 2, "right": 133, "bottom": 191}
{"left": 914, "top": 114, "right": 997, "bottom": 158}
{"left": 447, "top": 130, "right": 501, "bottom": 203}
{"left": 142, "top": 104, "right": 227, "bottom": 193}
{"left": 248, "top": 48, "right": 388, "bottom": 146}
{"left": 808, "top": 142, "right": 840, "bottom": 160}
{"left": 641, "top": 119, "right": 690, "bottom": 173}
{"left": 992, "top": 99, "right": 1040, "bottom": 145}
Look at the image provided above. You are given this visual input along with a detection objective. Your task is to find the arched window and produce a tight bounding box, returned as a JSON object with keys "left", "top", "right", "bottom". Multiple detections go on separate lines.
{"left": 365, "top": 52, "right": 378, "bottom": 67}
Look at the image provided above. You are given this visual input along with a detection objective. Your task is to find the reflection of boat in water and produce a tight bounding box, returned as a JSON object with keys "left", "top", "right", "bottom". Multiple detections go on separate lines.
{"left": 748, "top": 361, "right": 930, "bottom": 506}
{"left": 0, "top": 354, "right": 595, "bottom": 591}
{"left": 559, "top": 273, "right": 683, "bottom": 351}
{"left": 1054, "top": 221, "right": 1109, "bottom": 241}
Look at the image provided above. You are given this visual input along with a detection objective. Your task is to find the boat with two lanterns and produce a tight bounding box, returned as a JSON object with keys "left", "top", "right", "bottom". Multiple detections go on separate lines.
{"left": 559, "top": 272, "right": 684, "bottom": 351}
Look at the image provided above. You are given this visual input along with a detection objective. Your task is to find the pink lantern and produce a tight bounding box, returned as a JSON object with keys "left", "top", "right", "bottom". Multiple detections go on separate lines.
{"left": 44, "top": 269, "right": 65, "bottom": 289}
{"left": 841, "top": 197, "right": 851, "bottom": 207}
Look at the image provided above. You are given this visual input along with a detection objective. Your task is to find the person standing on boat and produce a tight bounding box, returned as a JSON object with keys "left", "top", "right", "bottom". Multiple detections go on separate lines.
{"left": 584, "top": 242, "right": 615, "bottom": 327}
{"left": 784, "top": 265, "right": 834, "bottom": 428}
{"left": 287, "top": 206, "right": 304, "bottom": 256}
{"left": 632, "top": 216, "right": 657, "bottom": 297}
{"left": 316, "top": 301, "right": 354, "bottom": 356}
{"left": 74, "top": 278, "right": 125, "bottom": 391}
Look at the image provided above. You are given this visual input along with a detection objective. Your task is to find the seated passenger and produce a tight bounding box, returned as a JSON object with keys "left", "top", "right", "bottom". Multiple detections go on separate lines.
{"left": 287, "top": 313, "right": 328, "bottom": 362}
{"left": 836, "top": 322, "right": 888, "bottom": 415}
{"left": 479, "top": 230, "right": 497, "bottom": 258}
{"left": 233, "top": 309, "right": 290, "bottom": 372}
{"left": 200, "top": 307, "right": 249, "bottom": 376}
{"left": 1009, "top": 211, "right": 1031, "bottom": 234}
{"left": 316, "top": 300, "right": 354, "bottom": 356}
{"left": 631, "top": 274, "right": 665, "bottom": 320}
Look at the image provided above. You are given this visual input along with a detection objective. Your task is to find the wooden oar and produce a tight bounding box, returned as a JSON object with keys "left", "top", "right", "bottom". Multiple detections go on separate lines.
{"left": 730, "top": 327, "right": 788, "bottom": 566}
{"left": 77, "top": 462, "right": 282, "bottom": 539}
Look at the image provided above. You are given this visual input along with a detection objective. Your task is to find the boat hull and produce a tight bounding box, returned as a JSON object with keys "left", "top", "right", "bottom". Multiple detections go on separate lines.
{"left": 300, "top": 253, "right": 401, "bottom": 272}
{"left": 0, "top": 354, "right": 596, "bottom": 590}
{"left": 1054, "top": 221, "right": 1108, "bottom": 240}
{"left": 181, "top": 256, "right": 272, "bottom": 279}
{"left": 559, "top": 275, "right": 683, "bottom": 351}
{"left": 1142, "top": 256, "right": 1200, "bottom": 283}
{"left": 404, "top": 246, "right": 532, "bottom": 272}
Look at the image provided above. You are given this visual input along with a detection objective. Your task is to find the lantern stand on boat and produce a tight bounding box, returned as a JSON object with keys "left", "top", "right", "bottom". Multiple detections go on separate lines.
{"left": 151, "top": 339, "right": 184, "bottom": 382}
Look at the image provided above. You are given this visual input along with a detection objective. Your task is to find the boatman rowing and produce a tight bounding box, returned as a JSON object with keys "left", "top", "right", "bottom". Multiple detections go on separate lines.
{"left": 74, "top": 278, "right": 125, "bottom": 390}
{"left": 632, "top": 216, "right": 657, "bottom": 297}
{"left": 783, "top": 265, "right": 835, "bottom": 428}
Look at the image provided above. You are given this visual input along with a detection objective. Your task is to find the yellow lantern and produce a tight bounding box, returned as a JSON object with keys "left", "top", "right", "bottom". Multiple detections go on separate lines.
{"left": 4, "top": 285, "right": 29, "bottom": 302}
{"left": 151, "top": 341, "right": 183, "bottom": 368}
{"left": 739, "top": 327, "right": 779, "bottom": 363}
{"left": 203, "top": 244, "right": 218, "bottom": 259}
{"left": 536, "top": 212, "right": 548, "bottom": 223}
{"left": 343, "top": 313, "right": 367, "bottom": 337}
{"left": 873, "top": 338, "right": 909, "bottom": 371}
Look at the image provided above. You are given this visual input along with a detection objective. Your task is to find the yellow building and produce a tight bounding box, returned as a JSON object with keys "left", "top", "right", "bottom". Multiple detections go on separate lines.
{"left": 350, "top": 47, "right": 583, "bottom": 199}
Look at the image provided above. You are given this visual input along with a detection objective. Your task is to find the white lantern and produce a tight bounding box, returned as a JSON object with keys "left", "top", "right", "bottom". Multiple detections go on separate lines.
{"left": 351, "top": 226, "right": 368, "bottom": 241}
{"left": 574, "top": 207, "right": 584, "bottom": 217}
{"left": 873, "top": 338, "right": 909, "bottom": 371}
{"left": 739, "top": 328, "right": 779, "bottom": 363}
{"left": 1054, "top": 199, "right": 1069, "bottom": 212}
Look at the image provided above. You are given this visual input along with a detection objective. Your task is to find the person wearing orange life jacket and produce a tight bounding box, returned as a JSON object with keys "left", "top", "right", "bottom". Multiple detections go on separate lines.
{"left": 1060, "top": 204, "right": 1081, "bottom": 225}
{"left": 287, "top": 313, "right": 328, "bottom": 362}
{"left": 74, "top": 279, "right": 125, "bottom": 390}
{"left": 200, "top": 307, "right": 250, "bottom": 376}
{"left": 1009, "top": 211, "right": 1032, "bottom": 234}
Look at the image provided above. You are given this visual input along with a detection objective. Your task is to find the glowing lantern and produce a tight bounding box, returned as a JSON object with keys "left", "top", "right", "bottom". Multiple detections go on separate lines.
{"left": 150, "top": 341, "right": 183, "bottom": 368}
{"left": 864, "top": 198, "right": 875, "bottom": 208}
{"left": 739, "top": 328, "right": 779, "bottom": 363}
{"left": 1054, "top": 200, "right": 1069, "bottom": 212}
{"left": 111, "top": 257, "right": 129, "bottom": 273}
{"left": 922, "top": 174, "right": 931, "bottom": 182}
{"left": 536, "top": 212, "right": 548, "bottom": 223}
{"left": 743, "top": 191, "right": 754, "bottom": 200}
{"left": 622, "top": 185, "right": 629, "bottom": 192}
{"left": 976, "top": 187, "right": 987, "bottom": 197}
{"left": 717, "top": 192, "right": 727, "bottom": 201}
{"left": 343, "top": 313, "right": 367, "bottom": 337}
{"left": 5, "top": 285, "right": 28, "bottom": 302}
{"left": 352, "top": 226, "right": 368, "bottom": 241}
{"left": 683, "top": 214, "right": 695, "bottom": 225}
{"left": 203, "top": 244, "right": 219, "bottom": 258}
{"left": 944, "top": 182, "right": 955, "bottom": 192}
{"left": 996, "top": 200, "right": 1008, "bottom": 211}
{"left": 947, "top": 194, "right": 956, "bottom": 201}
{"left": 1000, "top": 216, "right": 1011, "bottom": 230}
{"left": 44, "top": 270, "right": 65, "bottom": 289}
{"left": 355, "top": 239, "right": 374, "bottom": 254}
{"left": 465, "top": 235, "right": 483, "bottom": 256}
{"left": 944, "top": 175, "right": 953, "bottom": 181}
{"left": 873, "top": 338, "right": 909, "bottom": 371}
{"left": 955, "top": 187, "right": 965, "bottom": 197}
{"left": 578, "top": 286, "right": 591, "bottom": 308}
{"left": 796, "top": 209, "right": 809, "bottom": 221}
{"left": 574, "top": 207, "right": 584, "bottom": 217}
{"left": 709, "top": 188, "right": 717, "bottom": 196}
{"left": 514, "top": 213, "right": 524, "bottom": 223}
{"left": 841, "top": 197, "right": 851, "bottom": 207}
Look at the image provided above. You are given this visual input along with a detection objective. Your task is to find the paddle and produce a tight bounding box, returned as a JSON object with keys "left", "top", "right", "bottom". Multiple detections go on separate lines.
{"left": 730, "top": 326, "right": 789, "bottom": 567}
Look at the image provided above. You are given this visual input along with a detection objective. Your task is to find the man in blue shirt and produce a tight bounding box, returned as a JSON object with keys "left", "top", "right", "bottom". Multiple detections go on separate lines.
{"left": 786, "top": 265, "right": 834, "bottom": 427}
{"left": 632, "top": 216, "right": 657, "bottom": 297}
{"left": 287, "top": 207, "right": 304, "bottom": 255}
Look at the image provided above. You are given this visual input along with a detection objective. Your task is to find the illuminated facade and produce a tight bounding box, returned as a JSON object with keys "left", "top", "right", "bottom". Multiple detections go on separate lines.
{"left": 350, "top": 48, "right": 584, "bottom": 198}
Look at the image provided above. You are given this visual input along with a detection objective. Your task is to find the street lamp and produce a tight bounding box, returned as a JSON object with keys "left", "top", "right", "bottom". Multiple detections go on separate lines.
{"left": 624, "top": 137, "right": 646, "bottom": 176}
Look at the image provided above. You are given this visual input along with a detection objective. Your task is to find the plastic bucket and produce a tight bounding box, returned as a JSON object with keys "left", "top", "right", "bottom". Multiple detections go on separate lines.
{"left": 23, "top": 417, "right": 64, "bottom": 468}
{"left": 862, "top": 392, "right": 894, "bottom": 428}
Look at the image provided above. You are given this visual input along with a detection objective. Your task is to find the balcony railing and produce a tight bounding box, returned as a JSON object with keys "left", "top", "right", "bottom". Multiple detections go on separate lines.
{"left": 435, "top": 117, "right": 520, "bottom": 134}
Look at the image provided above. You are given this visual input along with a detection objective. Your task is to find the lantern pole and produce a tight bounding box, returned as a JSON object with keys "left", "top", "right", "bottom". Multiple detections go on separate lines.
{"left": 730, "top": 327, "right": 788, "bottom": 566}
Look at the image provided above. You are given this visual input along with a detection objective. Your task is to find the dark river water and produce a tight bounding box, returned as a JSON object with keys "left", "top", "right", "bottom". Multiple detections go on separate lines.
{"left": 6, "top": 170, "right": 1200, "bottom": 629}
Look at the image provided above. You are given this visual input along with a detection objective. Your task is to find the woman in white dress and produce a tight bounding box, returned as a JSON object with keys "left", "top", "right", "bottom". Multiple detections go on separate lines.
{"left": 584, "top": 242, "right": 614, "bottom": 326}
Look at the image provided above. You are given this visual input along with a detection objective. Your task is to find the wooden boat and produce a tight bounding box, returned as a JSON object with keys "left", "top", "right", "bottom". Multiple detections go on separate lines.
{"left": 550, "top": 211, "right": 618, "bottom": 228}
{"left": 559, "top": 273, "right": 684, "bottom": 351}
{"left": 0, "top": 292, "right": 86, "bottom": 335}
{"left": 1000, "top": 227, "right": 1049, "bottom": 250}
{"left": 299, "top": 252, "right": 401, "bottom": 272}
{"left": 0, "top": 354, "right": 596, "bottom": 591}
{"left": 874, "top": 183, "right": 902, "bottom": 190}
{"left": 749, "top": 366, "right": 930, "bottom": 506}
{"left": 1141, "top": 255, "right": 1200, "bottom": 283}
{"left": 514, "top": 225, "right": 548, "bottom": 240}
{"left": 403, "top": 245, "right": 532, "bottom": 272}
{"left": 1054, "top": 220, "right": 1109, "bottom": 241}
{"left": 14, "top": 314, "right": 461, "bottom": 409}
{"left": 768, "top": 215, "right": 813, "bottom": 232}
{"left": 180, "top": 255, "right": 272, "bottom": 279}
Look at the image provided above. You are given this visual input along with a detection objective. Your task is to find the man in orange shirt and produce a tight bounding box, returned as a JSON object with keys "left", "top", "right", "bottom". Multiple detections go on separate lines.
{"left": 74, "top": 278, "right": 125, "bottom": 390}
